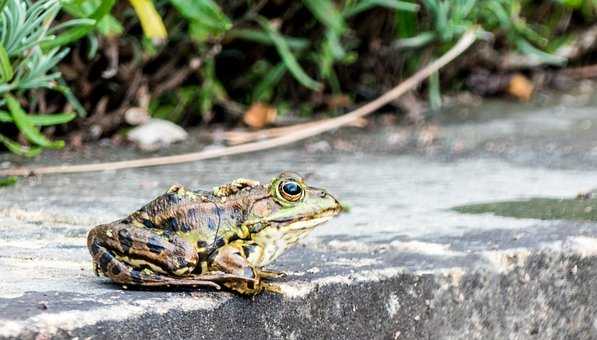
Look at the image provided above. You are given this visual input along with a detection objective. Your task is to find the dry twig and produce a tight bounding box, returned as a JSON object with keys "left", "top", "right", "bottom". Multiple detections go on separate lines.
{"left": 560, "top": 64, "right": 597, "bottom": 79}
{"left": 0, "top": 29, "right": 478, "bottom": 177}
{"left": 222, "top": 118, "right": 367, "bottom": 145}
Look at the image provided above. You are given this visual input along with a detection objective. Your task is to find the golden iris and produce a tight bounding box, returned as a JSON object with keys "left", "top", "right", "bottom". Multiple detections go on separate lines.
{"left": 279, "top": 181, "right": 303, "bottom": 202}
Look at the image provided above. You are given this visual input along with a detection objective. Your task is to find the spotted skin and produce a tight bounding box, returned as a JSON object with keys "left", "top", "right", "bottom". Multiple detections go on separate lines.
{"left": 87, "top": 172, "right": 342, "bottom": 295}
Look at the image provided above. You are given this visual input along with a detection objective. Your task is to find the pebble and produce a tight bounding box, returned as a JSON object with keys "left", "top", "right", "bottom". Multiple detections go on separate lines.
{"left": 127, "top": 118, "right": 188, "bottom": 150}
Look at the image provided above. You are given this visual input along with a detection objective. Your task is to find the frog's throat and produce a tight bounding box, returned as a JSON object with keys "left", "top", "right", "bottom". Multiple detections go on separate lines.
{"left": 248, "top": 216, "right": 332, "bottom": 267}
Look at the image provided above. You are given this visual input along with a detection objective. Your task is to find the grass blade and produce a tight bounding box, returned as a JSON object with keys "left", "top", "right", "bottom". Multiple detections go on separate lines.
{"left": 227, "top": 29, "right": 309, "bottom": 50}
{"left": 0, "top": 133, "right": 42, "bottom": 157}
{"left": 90, "top": 0, "right": 117, "bottom": 21}
{"left": 4, "top": 94, "right": 64, "bottom": 149}
{"left": 41, "top": 22, "right": 96, "bottom": 50}
{"left": 515, "top": 39, "right": 567, "bottom": 65}
{"left": 55, "top": 82, "right": 87, "bottom": 117}
{"left": 0, "top": 42, "right": 13, "bottom": 82}
{"left": 344, "top": 0, "right": 419, "bottom": 17}
{"left": 169, "top": 0, "right": 232, "bottom": 32}
{"left": 393, "top": 31, "right": 436, "bottom": 49}
{"left": 0, "top": 111, "right": 75, "bottom": 125}
{"left": 257, "top": 17, "right": 321, "bottom": 91}
{"left": 428, "top": 70, "right": 441, "bottom": 110}
{"left": 252, "top": 62, "right": 287, "bottom": 102}
{"left": 303, "top": 0, "right": 345, "bottom": 34}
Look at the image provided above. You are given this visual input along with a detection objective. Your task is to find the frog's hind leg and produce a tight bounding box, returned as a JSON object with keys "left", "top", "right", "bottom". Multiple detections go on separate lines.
{"left": 87, "top": 221, "right": 220, "bottom": 289}
{"left": 88, "top": 239, "right": 220, "bottom": 289}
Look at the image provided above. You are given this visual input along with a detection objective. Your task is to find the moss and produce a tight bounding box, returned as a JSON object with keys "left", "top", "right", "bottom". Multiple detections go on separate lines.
{"left": 453, "top": 197, "right": 597, "bottom": 221}
{"left": 0, "top": 176, "right": 16, "bottom": 187}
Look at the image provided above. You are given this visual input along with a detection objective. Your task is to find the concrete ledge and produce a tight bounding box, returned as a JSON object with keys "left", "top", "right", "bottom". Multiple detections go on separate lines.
{"left": 1, "top": 250, "right": 596, "bottom": 339}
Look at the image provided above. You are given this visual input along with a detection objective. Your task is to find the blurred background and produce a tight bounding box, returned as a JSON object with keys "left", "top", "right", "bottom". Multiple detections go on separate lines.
{"left": 0, "top": 0, "right": 596, "bottom": 161}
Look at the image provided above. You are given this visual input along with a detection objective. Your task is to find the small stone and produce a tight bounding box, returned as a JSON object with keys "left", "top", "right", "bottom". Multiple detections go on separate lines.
{"left": 89, "top": 125, "right": 103, "bottom": 139}
{"left": 243, "top": 102, "right": 277, "bottom": 129}
{"left": 305, "top": 140, "right": 331, "bottom": 153}
{"left": 124, "top": 107, "right": 150, "bottom": 126}
{"left": 127, "top": 118, "right": 188, "bottom": 151}
{"left": 507, "top": 73, "right": 534, "bottom": 101}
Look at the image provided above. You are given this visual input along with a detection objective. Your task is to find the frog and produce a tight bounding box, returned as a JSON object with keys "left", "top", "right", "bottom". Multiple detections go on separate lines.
{"left": 87, "top": 171, "right": 342, "bottom": 295}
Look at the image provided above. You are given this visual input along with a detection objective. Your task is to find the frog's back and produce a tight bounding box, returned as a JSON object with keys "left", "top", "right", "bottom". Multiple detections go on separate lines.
{"left": 130, "top": 187, "right": 223, "bottom": 235}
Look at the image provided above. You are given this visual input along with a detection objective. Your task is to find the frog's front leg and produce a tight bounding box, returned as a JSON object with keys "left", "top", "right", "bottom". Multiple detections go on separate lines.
{"left": 209, "top": 241, "right": 280, "bottom": 295}
{"left": 87, "top": 220, "right": 218, "bottom": 288}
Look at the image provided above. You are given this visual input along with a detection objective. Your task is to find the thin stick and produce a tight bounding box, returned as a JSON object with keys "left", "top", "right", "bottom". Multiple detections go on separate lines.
{"left": 223, "top": 119, "right": 330, "bottom": 145}
{"left": 0, "top": 29, "right": 478, "bottom": 177}
{"left": 222, "top": 116, "right": 367, "bottom": 145}
{"left": 560, "top": 64, "right": 597, "bottom": 79}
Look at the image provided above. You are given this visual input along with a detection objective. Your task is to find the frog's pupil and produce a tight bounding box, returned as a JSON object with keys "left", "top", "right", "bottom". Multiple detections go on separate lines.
{"left": 282, "top": 182, "right": 301, "bottom": 196}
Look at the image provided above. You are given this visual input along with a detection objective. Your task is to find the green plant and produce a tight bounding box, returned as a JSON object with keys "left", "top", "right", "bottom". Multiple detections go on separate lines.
{"left": 0, "top": 0, "right": 108, "bottom": 155}
{"left": 148, "top": 0, "right": 420, "bottom": 122}
{"left": 0, "top": 175, "right": 17, "bottom": 186}
{"left": 392, "top": 0, "right": 576, "bottom": 109}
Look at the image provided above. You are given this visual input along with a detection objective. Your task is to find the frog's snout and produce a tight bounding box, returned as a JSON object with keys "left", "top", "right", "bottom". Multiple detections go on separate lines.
{"left": 312, "top": 188, "right": 342, "bottom": 214}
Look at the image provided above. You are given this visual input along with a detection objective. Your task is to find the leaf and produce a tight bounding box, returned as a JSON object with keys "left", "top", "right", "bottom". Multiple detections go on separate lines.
{"left": 40, "top": 22, "right": 96, "bottom": 50}
{"left": 252, "top": 62, "right": 287, "bottom": 102}
{"left": 129, "top": 0, "right": 168, "bottom": 40}
{"left": 303, "top": 0, "right": 345, "bottom": 34}
{"left": 427, "top": 71, "right": 441, "bottom": 110}
{"left": 169, "top": 0, "right": 232, "bottom": 32}
{"left": 393, "top": 31, "right": 436, "bottom": 49}
{"left": 257, "top": 17, "right": 321, "bottom": 91}
{"left": 60, "top": 0, "right": 120, "bottom": 37}
{"left": 0, "top": 176, "right": 17, "bottom": 187}
{"left": 90, "top": 0, "right": 118, "bottom": 21}
{"left": 0, "top": 111, "right": 76, "bottom": 125}
{"left": 188, "top": 20, "right": 212, "bottom": 42}
{"left": 4, "top": 94, "right": 64, "bottom": 149}
{"left": 97, "top": 15, "right": 124, "bottom": 37}
{"left": 344, "top": 0, "right": 419, "bottom": 17}
{"left": 0, "top": 42, "right": 13, "bottom": 83}
{"left": 0, "top": 0, "right": 7, "bottom": 13}
{"left": 0, "top": 133, "right": 42, "bottom": 157}
{"left": 227, "top": 29, "right": 309, "bottom": 50}
{"left": 515, "top": 39, "right": 567, "bottom": 65}
{"left": 55, "top": 82, "right": 87, "bottom": 117}
{"left": 395, "top": 0, "right": 418, "bottom": 40}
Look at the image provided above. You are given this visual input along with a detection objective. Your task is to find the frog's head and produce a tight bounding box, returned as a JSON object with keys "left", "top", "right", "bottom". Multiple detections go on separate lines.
{"left": 242, "top": 171, "right": 342, "bottom": 265}
{"left": 266, "top": 171, "right": 342, "bottom": 227}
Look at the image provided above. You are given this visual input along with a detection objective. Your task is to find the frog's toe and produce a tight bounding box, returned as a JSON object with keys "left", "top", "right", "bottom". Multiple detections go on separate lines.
{"left": 263, "top": 283, "right": 283, "bottom": 294}
{"left": 258, "top": 269, "right": 287, "bottom": 279}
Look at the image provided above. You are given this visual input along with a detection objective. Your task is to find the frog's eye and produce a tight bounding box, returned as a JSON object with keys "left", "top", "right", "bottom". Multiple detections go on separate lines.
{"left": 279, "top": 181, "right": 303, "bottom": 202}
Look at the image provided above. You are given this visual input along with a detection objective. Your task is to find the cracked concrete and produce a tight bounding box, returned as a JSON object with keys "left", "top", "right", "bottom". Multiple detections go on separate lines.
{"left": 1, "top": 95, "right": 597, "bottom": 339}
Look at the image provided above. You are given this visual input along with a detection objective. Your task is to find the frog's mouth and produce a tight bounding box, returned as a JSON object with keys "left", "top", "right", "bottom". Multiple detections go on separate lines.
{"left": 281, "top": 216, "right": 334, "bottom": 231}
{"left": 247, "top": 207, "right": 340, "bottom": 234}
{"left": 272, "top": 207, "right": 339, "bottom": 231}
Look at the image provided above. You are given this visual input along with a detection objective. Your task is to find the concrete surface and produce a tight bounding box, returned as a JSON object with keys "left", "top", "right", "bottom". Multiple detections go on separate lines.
{"left": 1, "top": 93, "right": 597, "bottom": 339}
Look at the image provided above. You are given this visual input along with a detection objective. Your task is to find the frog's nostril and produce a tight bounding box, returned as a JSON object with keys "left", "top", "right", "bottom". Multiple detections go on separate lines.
{"left": 319, "top": 191, "right": 327, "bottom": 198}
